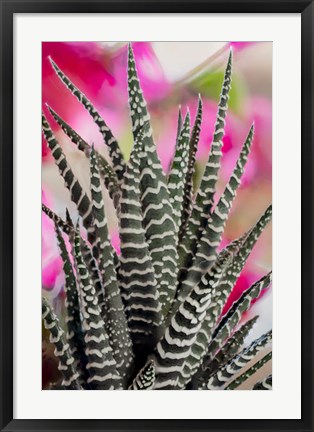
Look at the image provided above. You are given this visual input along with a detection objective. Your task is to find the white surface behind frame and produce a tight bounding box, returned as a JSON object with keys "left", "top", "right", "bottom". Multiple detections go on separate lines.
{"left": 14, "top": 13, "right": 301, "bottom": 419}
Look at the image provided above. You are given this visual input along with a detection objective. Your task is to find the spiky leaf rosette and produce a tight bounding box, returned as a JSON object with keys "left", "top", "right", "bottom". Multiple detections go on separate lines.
{"left": 42, "top": 44, "right": 272, "bottom": 390}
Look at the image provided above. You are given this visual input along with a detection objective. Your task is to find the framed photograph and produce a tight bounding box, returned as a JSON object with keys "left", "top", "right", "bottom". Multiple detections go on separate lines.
{"left": 1, "top": 1, "right": 313, "bottom": 431}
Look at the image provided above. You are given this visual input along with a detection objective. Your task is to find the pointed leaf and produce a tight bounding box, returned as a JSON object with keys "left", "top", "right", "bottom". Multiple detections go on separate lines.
{"left": 42, "top": 113, "right": 95, "bottom": 245}
{"left": 226, "top": 351, "right": 272, "bottom": 390}
{"left": 252, "top": 374, "right": 272, "bottom": 390}
{"left": 177, "top": 50, "right": 233, "bottom": 276}
{"left": 179, "top": 95, "right": 203, "bottom": 239}
{"left": 49, "top": 57, "right": 126, "bottom": 181}
{"left": 54, "top": 225, "right": 87, "bottom": 380}
{"left": 207, "top": 271, "right": 272, "bottom": 361}
{"left": 153, "top": 244, "right": 234, "bottom": 390}
{"left": 203, "top": 330, "right": 272, "bottom": 389}
{"left": 90, "top": 147, "right": 133, "bottom": 379}
{"left": 127, "top": 44, "right": 178, "bottom": 315}
{"left": 73, "top": 232, "right": 122, "bottom": 389}
{"left": 118, "top": 133, "right": 163, "bottom": 354}
{"left": 46, "top": 104, "right": 120, "bottom": 207}
{"left": 168, "top": 111, "right": 191, "bottom": 233}
{"left": 42, "top": 297, "right": 82, "bottom": 389}
{"left": 178, "top": 124, "right": 254, "bottom": 299}
{"left": 128, "top": 360, "right": 156, "bottom": 390}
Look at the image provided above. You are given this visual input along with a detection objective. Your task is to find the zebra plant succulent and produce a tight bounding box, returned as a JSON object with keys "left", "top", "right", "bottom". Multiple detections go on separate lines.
{"left": 42, "top": 43, "right": 272, "bottom": 390}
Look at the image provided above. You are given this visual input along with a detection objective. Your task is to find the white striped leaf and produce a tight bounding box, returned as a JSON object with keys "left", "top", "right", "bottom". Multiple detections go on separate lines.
{"left": 226, "top": 351, "right": 272, "bottom": 390}
{"left": 73, "top": 232, "right": 123, "bottom": 390}
{"left": 42, "top": 297, "right": 82, "bottom": 390}
{"left": 128, "top": 360, "right": 155, "bottom": 390}
{"left": 46, "top": 105, "right": 120, "bottom": 207}
{"left": 203, "top": 330, "right": 272, "bottom": 389}
{"left": 177, "top": 124, "right": 254, "bottom": 302}
{"left": 54, "top": 225, "right": 88, "bottom": 382}
{"left": 177, "top": 50, "right": 233, "bottom": 280}
{"left": 127, "top": 44, "right": 178, "bottom": 315}
{"left": 207, "top": 272, "right": 272, "bottom": 361}
{"left": 201, "top": 315, "right": 259, "bottom": 381}
{"left": 252, "top": 374, "right": 272, "bottom": 390}
{"left": 179, "top": 95, "right": 203, "bottom": 240}
{"left": 49, "top": 57, "right": 126, "bottom": 181}
{"left": 42, "top": 113, "right": 95, "bottom": 245}
{"left": 178, "top": 206, "right": 271, "bottom": 387}
{"left": 118, "top": 132, "right": 164, "bottom": 357}
{"left": 90, "top": 147, "right": 133, "bottom": 380}
{"left": 168, "top": 111, "right": 191, "bottom": 234}
{"left": 153, "top": 245, "right": 234, "bottom": 390}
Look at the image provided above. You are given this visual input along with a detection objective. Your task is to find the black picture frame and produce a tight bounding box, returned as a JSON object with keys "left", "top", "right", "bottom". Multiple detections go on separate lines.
{"left": 0, "top": 1, "right": 313, "bottom": 431}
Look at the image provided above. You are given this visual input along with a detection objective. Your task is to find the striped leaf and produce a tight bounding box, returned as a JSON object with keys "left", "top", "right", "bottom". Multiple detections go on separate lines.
{"left": 49, "top": 57, "right": 126, "bottom": 181}
{"left": 73, "top": 232, "right": 123, "bottom": 390}
{"left": 177, "top": 50, "right": 233, "bottom": 277}
{"left": 205, "top": 205, "right": 272, "bottom": 330}
{"left": 127, "top": 44, "right": 178, "bottom": 315}
{"left": 179, "top": 95, "right": 203, "bottom": 239}
{"left": 42, "top": 204, "right": 117, "bottom": 300}
{"left": 203, "top": 330, "right": 272, "bottom": 389}
{"left": 177, "top": 124, "right": 254, "bottom": 301}
{"left": 226, "top": 351, "right": 272, "bottom": 390}
{"left": 46, "top": 104, "right": 120, "bottom": 207}
{"left": 90, "top": 147, "right": 133, "bottom": 379}
{"left": 207, "top": 272, "right": 272, "bottom": 361}
{"left": 203, "top": 315, "right": 259, "bottom": 377}
{"left": 42, "top": 113, "right": 95, "bottom": 245}
{"left": 168, "top": 111, "right": 191, "bottom": 234}
{"left": 42, "top": 297, "right": 82, "bottom": 389}
{"left": 252, "top": 374, "right": 272, "bottom": 390}
{"left": 153, "top": 245, "right": 234, "bottom": 390}
{"left": 175, "top": 106, "right": 183, "bottom": 147}
{"left": 118, "top": 133, "right": 163, "bottom": 357}
{"left": 54, "top": 225, "right": 87, "bottom": 381}
{"left": 128, "top": 360, "right": 155, "bottom": 390}
{"left": 177, "top": 208, "right": 271, "bottom": 388}
{"left": 176, "top": 236, "right": 246, "bottom": 388}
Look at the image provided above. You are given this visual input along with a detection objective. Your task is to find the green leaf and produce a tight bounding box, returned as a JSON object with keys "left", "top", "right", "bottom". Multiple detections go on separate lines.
{"left": 127, "top": 44, "right": 178, "bottom": 315}
{"left": 177, "top": 205, "right": 271, "bottom": 388}
{"left": 49, "top": 56, "right": 126, "bottom": 181}
{"left": 176, "top": 235, "right": 246, "bottom": 388}
{"left": 54, "top": 225, "right": 87, "bottom": 382}
{"left": 42, "top": 297, "right": 82, "bottom": 389}
{"left": 177, "top": 124, "right": 254, "bottom": 304}
{"left": 226, "top": 351, "right": 272, "bottom": 390}
{"left": 175, "top": 106, "right": 183, "bottom": 147}
{"left": 179, "top": 95, "right": 203, "bottom": 240}
{"left": 73, "top": 232, "right": 123, "bottom": 390}
{"left": 42, "top": 204, "right": 107, "bottom": 315}
{"left": 252, "top": 374, "right": 272, "bottom": 390}
{"left": 153, "top": 243, "right": 234, "bottom": 390}
{"left": 46, "top": 104, "right": 120, "bottom": 207}
{"left": 203, "top": 330, "right": 272, "bottom": 389}
{"left": 118, "top": 133, "right": 163, "bottom": 356}
{"left": 202, "top": 315, "right": 259, "bottom": 378}
{"left": 89, "top": 147, "right": 133, "bottom": 380}
{"left": 42, "top": 113, "right": 95, "bottom": 245}
{"left": 177, "top": 49, "right": 233, "bottom": 281}
{"left": 206, "top": 205, "right": 272, "bottom": 328}
{"left": 168, "top": 111, "right": 191, "bottom": 234}
{"left": 207, "top": 272, "right": 272, "bottom": 362}
{"left": 128, "top": 360, "right": 155, "bottom": 390}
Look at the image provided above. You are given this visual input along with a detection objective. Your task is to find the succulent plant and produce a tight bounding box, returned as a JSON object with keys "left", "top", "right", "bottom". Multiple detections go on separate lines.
{"left": 42, "top": 43, "right": 272, "bottom": 390}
